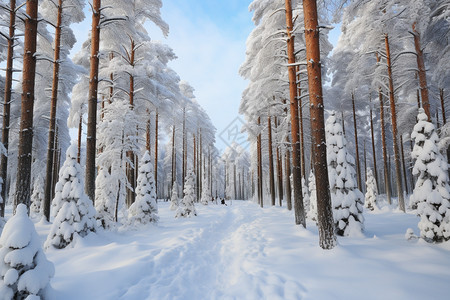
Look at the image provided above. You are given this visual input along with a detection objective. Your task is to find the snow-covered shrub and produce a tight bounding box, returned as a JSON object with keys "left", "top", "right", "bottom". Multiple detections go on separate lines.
{"left": 302, "top": 177, "right": 310, "bottom": 213}
{"left": 200, "top": 176, "right": 211, "bottom": 205}
{"left": 326, "top": 112, "right": 364, "bottom": 236}
{"left": 307, "top": 171, "right": 317, "bottom": 222}
{"left": 410, "top": 108, "right": 450, "bottom": 243}
{"left": 0, "top": 204, "right": 54, "bottom": 299}
{"left": 45, "top": 145, "right": 96, "bottom": 249}
{"left": 128, "top": 152, "right": 159, "bottom": 225}
{"left": 364, "top": 169, "right": 378, "bottom": 211}
{"left": 169, "top": 182, "right": 179, "bottom": 211}
{"left": 95, "top": 168, "right": 116, "bottom": 229}
{"left": 30, "top": 171, "right": 45, "bottom": 216}
{"left": 176, "top": 169, "right": 197, "bottom": 218}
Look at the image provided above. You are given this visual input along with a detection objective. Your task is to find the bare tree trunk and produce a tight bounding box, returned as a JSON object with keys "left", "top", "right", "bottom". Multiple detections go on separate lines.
{"left": 377, "top": 53, "right": 392, "bottom": 204}
{"left": 385, "top": 34, "right": 405, "bottom": 212}
{"left": 182, "top": 108, "right": 186, "bottom": 194}
{"left": 275, "top": 117, "right": 283, "bottom": 206}
{"left": 352, "top": 93, "right": 362, "bottom": 191}
{"left": 51, "top": 127, "right": 60, "bottom": 201}
{"left": 285, "top": 0, "right": 305, "bottom": 227}
{"left": 370, "top": 101, "right": 379, "bottom": 193}
{"left": 146, "top": 113, "right": 151, "bottom": 152}
{"left": 0, "top": 0, "right": 16, "bottom": 217}
{"left": 126, "top": 39, "right": 136, "bottom": 207}
{"left": 234, "top": 164, "right": 237, "bottom": 200}
{"left": 77, "top": 114, "right": 82, "bottom": 163}
{"left": 364, "top": 139, "right": 367, "bottom": 185}
{"left": 440, "top": 89, "right": 446, "bottom": 124}
{"left": 154, "top": 111, "right": 158, "bottom": 196}
{"left": 171, "top": 125, "right": 176, "bottom": 192}
{"left": 257, "top": 116, "right": 263, "bottom": 207}
{"left": 285, "top": 140, "right": 292, "bottom": 211}
{"left": 268, "top": 115, "right": 275, "bottom": 205}
{"left": 302, "top": 0, "right": 336, "bottom": 248}
{"left": 412, "top": 23, "right": 431, "bottom": 121}
{"left": 15, "top": 0, "right": 39, "bottom": 209}
{"left": 43, "top": 0, "right": 63, "bottom": 220}
{"left": 400, "top": 134, "right": 409, "bottom": 195}
{"left": 297, "top": 66, "right": 306, "bottom": 180}
{"left": 342, "top": 111, "right": 345, "bottom": 134}
{"left": 85, "top": 0, "right": 101, "bottom": 203}
{"left": 199, "top": 130, "right": 202, "bottom": 199}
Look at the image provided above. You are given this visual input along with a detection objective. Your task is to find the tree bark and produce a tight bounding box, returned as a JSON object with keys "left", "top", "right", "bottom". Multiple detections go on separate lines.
{"left": 77, "top": 114, "right": 82, "bottom": 163}
{"left": 43, "top": 0, "right": 63, "bottom": 220}
{"left": 377, "top": 53, "right": 391, "bottom": 203}
{"left": 182, "top": 108, "right": 186, "bottom": 194}
{"left": 85, "top": 0, "right": 101, "bottom": 203}
{"left": 257, "top": 117, "right": 263, "bottom": 207}
{"left": 126, "top": 39, "right": 136, "bottom": 207}
{"left": 297, "top": 66, "right": 306, "bottom": 180}
{"left": 369, "top": 101, "right": 379, "bottom": 193}
{"left": 15, "top": 0, "right": 39, "bottom": 210}
{"left": 412, "top": 23, "right": 431, "bottom": 121}
{"left": 285, "top": 0, "right": 305, "bottom": 227}
{"left": 154, "top": 111, "right": 158, "bottom": 196}
{"left": 0, "top": 0, "right": 16, "bottom": 217}
{"left": 440, "top": 89, "right": 446, "bottom": 124}
{"left": 146, "top": 112, "right": 151, "bottom": 152}
{"left": 352, "top": 93, "right": 362, "bottom": 191}
{"left": 275, "top": 117, "right": 283, "bottom": 206}
{"left": 302, "top": 0, "right": 336, "bottom": 248}
{"left": 171, "top": 125, "right": 176, "bottom": 192}
{"left": 400, "top": 134, "right": 409, "bottom": 195}
{"left": 268, "top": 115, "right": 275, "bottom": 206}
{"left": 385, "top": 34, "right": 405, "bottom": 212}
{"left": 285, "top": 139, "right": 292, "bottom": 211}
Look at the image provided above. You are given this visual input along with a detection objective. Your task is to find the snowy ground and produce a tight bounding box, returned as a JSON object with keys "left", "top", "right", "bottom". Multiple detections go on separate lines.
{"left": 19, "top": 200, "right": 450, "bottom": 299}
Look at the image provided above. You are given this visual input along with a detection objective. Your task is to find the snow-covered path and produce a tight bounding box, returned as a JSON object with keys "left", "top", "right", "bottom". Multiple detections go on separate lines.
{"left": 32, "top": 200, "right": 450, "bottom": 300}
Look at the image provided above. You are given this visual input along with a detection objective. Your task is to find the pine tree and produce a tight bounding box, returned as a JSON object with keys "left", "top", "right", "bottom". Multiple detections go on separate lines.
{"left": 410, "top": 108, "right": 450, "bottom": 243}
{"left": 128, "top": 152, "right": 159, "bottom": 226}
{"left": 176, "top": 169, "right": 197, "bottom": 218}
{"left": 169, "top": 182, "right": 179, "bottom": 211}
{"left": 0, "top": 204, "right": 54, "bottom": 299}
{"left": 45, "top": 145, "right": 96, "bottom": 249}
{"left": 307, "top": 171, "right": 317, "bottom": 222}
{"left": 365, "top": 169, "right": 378, "bottom": 211}
{"left": 95, "top": 168, "right": 116, "bottom": 229}
{"left": 30, "top": 171, "right": 45, "bottom": 216}
{"left": 326, "top": 112, "right": 364, "bottom": 237}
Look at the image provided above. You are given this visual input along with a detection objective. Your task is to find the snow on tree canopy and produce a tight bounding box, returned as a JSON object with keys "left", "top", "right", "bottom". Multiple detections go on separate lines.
{"left": 176, "top": 169, "right": 197, "bottom": 218}
{"left": 326, "top": 112, "right": 364, "bottom": 237}
{"left": 365, "top": 169, "right": 378, "bottom": 211}
{"left": 45, "top": 145, "right": 96, "bottom": 249}
{"left": 0, "top": 204, "right": 54, "bottom": 299}
{"left": 127, "top": 151, "right": 159, "bottom": 226}
{"left": 410, "top": 108, "right": 450, "bottom": 243}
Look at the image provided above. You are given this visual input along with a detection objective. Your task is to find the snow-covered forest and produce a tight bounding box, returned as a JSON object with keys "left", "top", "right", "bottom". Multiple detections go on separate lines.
{"left": 0, "top": 0, "right": 449, "bottom": 299}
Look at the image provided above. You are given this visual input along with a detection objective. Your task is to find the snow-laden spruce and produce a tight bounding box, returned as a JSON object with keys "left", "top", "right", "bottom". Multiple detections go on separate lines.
{"left": 176, "top": 169, "right": 197, "bottom": 218}
{"left": 307, "top": 170, "right": 317, "bottom": 222}
{"left": 410, "top": 108, "right": 450, "bottom": 243}
{"left": 200, "top": 176, "right": 211, "bottom": 205}
{"left": 169, "top": 182, "right": 179, "bottom": 211}
{"left": 30, "top": 170, "right": 45, "bottom": 216}
{"left": 45, "top": 145, "right": 96, "bottom": 249}
{"left": 95, "top": 168, "right": 117, "bottom": 229}
{"left": 0, "top": 204, "right": 54, "bottom": 299}
{"left": 365, "top": 169, "right": 378, "bottom": 211}
{"left": 326, "top": 112, "right": 364, "bottom": 236}
{"left": 127, "top": 152, "right": 159, "bottom": 226}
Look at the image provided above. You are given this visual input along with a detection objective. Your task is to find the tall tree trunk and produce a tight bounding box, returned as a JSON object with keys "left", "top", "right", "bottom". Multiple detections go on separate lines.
{"left": 0, "top": 0, "right": 16, "bottom": 217}
{"left": 385, "top": 34, "right": 405, "bottom": 212}
{"left": 377, "top": 53, "right": 392, "bottom": 204}
{"left": 285, "top": 140, "right": 292, "bottom": 211}
{"left": 275, "top": 118, "right": 283, "bottom": 206}
{"left": 364, "top": 139, "right": 367, "bottom": 184}
{"left": 412, "top": 23, "right": 431, "bottom": 121}
{"left": 171, "top": 125, "right": 176, "bottom": 192}
{"left": 15, "top": 0, "right": 39, "bottom": 209}
{"left": 77, "top": 114, "right": 82, "bottom": 163}
{"left": 85, "top": 0, "right": 101, "bottom": 203}
{"left": 234, "top": 164, "right": 237, "bottom": 200}
{"left": 51, "top": 127, "right": 60, "bottom": 201}
{"left": 146, "top": 112, "right": 151, "bottom": 152}
{"left": 199, "top": 130, "right": 202, "bottom": 200}
{"left": 440, "top": 89, "right": 446, "bottom": 124}
{"left": 352, "top": 93, "right": 362, "bottom": 191}
{"left": 302, "top": 0, "right": 336, "bottom": 248}
{"left": 154, "top": 111, "right": 158, "bottom": 196}
{"left": 126, "top": 39, "right": 136, "bottom": 207}
{"left": 182, "top": 108, "right": 186, "bottom": 194}
{"left": 285, "top": 0, "right": 305, "bottom": 227}
{"left": 400, "top": 134, "right": 409, "bottom": 195}
{"left": 43, "top": 0, "right": 63, "bottom": 220}
{"left": 369, "top": 101, "right": 379, "bottom": 193}
{"left": 257, "top": 116, "right": 263, "bottom": 207}
{"left": 341, "top": 111, "right": 345, "bottom": 134}
{"left": 268, "top": 115, "right": 275, "bottom": 206}
{"left": 296, "top": 67, "right": 306, "bottom": 180}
